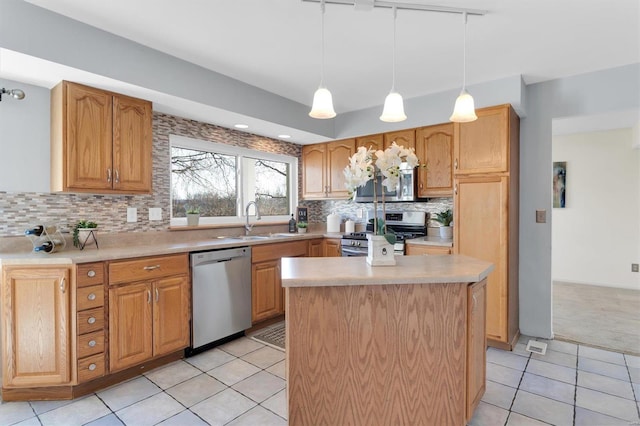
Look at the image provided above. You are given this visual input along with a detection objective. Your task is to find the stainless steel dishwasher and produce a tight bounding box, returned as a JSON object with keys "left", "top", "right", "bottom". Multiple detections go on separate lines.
{"left": 189, "top": 246, "right": 252, "bottom": 354}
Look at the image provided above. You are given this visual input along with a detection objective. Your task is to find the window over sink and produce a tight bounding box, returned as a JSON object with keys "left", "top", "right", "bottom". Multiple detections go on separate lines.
{"left": 170, "top": 135, "right": 298, "bottom": 226}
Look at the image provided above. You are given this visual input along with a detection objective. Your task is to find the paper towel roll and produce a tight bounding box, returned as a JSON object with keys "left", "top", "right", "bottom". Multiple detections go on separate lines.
{"left": 327, "top": 213, "right": 341, "bottom": 233}
{"left": 345, "top": 219, "right": 355, "bottom": 233}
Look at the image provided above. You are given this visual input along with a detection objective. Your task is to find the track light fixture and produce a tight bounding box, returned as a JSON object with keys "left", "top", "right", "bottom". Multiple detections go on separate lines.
{"left": 0, "top": 88, "right": 26, "bottom": 102}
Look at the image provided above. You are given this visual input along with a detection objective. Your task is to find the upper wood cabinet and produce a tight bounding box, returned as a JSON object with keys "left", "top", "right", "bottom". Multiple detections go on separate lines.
{"left": 302, "top": 139, "right": 355, "bottom": 200}
{"left": 1, "top": 266, "right": 71, "bottom": 388}
{"left": 51, "top": 81, "right": 152, "bottom": 194}
{"left": 416, "top": 123, "right": 454, "bottom": 197}
{"left": 355, "top": 134, "right": 383, "bottom": 152}
{"left": 384, "top": 129, "right": 415, "bottom": 151}
{"left": 454, "top": 104, "right": 518, "bottom": 176}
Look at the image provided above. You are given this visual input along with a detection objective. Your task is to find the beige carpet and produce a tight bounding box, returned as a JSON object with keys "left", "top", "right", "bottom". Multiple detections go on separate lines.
{"left": 553, "top": 281, "right": 640, "bottom": 356}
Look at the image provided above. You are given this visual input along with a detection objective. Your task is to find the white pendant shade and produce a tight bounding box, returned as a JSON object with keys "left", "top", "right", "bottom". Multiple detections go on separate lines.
{"left": 380, "top": 91, "right": 407, "bottom": 122}
{"left": 309, "top": 87, "right": 336, "bottom": 119}
{"left": 449, "top": 90, "right": 477, "bottom": 122}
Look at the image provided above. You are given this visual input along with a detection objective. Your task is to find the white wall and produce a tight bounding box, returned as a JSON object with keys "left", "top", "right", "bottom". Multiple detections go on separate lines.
{"left": 552, "top": 129, "right": 640, "bottom": 290}
{"left": 0, "top": 78, "right": 51, "bottom": 192}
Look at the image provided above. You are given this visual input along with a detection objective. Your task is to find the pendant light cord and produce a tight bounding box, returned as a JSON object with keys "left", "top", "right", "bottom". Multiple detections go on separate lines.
{"left": 462, "top": 11, "right": 467, "bottom": 90}
{"left": 391, "top": 5, "right": 397, "bottom": 92}
{"left": 320, "top": 0, "right": 326, "bottom": 87}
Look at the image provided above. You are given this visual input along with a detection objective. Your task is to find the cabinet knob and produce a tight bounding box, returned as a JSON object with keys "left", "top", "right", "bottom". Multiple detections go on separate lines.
{"left": 87, "top": 293, "right": 96, "bottom": 301}
{"left": 87, "top": 270, "right": 96, "bottom": 278}
{"left": 87, "top": 317, "right": 96, "bottom": 324}
{"left": 88, "top": 363, "right": 97, "bottom": 371}
{"left": 88, "top": 340, "right": 97, "bottom": 347}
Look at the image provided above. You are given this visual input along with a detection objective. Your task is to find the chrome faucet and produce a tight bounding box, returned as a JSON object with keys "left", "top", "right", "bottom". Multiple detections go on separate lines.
{"left": 244, "top": 201, "right": 262, "bottom": 235}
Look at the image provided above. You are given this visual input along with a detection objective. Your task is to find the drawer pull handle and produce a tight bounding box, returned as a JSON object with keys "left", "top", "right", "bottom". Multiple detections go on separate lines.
{"left": 87, "top": 270, "right": 96, "bottom": 278}
{"left": 60, "top": 277, "right": 66, "bottom": 294}
{"left": 87, "top": 317, "right": 96, "bottom": 324}
{"left": 155, "top": 288, "right": 159, "bottom": 303}
{"left": 88, "top": 340, "right": 97, "bottom": 347}
{"left": 143, "top": 265, "right": 161, "bottom": 271}
{"left": 87, "top": 293, "right": 96, "bottom": 301}
{"left": 455, "top": 159, "right": 458, "bottom": 170}
{"left": 147, "top": 290, "right": 151, "bottom": 304}
{"left": 88, "top": 363, "right": 97, "bottom": 371}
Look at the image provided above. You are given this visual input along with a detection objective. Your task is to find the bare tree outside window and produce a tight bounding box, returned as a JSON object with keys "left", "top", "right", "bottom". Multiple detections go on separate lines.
{"left": 171, "top": 147, "right": 237, "bottom": 217}
{"left": 249, "top": 158, "right": 290, "bottom": 215}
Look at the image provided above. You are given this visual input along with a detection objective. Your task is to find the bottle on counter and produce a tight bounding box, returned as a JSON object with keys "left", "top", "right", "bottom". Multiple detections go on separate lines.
{"left": 288, "top": 214, "right": 297, "bottom": 233}
{"left": 34, "top": 241, "right": 55, "bottom": 253}
{"left": 24, "top": 225, "right": 57, "bottom": 237}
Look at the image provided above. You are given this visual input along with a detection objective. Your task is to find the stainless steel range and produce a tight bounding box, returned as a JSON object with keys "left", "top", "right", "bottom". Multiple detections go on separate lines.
{"left": 341, "top": 211, "right": 427, "bottom": 257}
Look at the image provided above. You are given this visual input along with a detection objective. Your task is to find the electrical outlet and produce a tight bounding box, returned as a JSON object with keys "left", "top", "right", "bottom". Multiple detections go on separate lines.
{"left": 148, "top": 207, "right": 162, "bottom": 221}
{"left": 127, "top": 207, "right": 137, "bottom": 223}
{"left": 536, "top": 209, "right": 546, "bottom": 223}
{"left": 633, "top": 263, "right": 639, "bottom": 273}
{"left": 357, "top": 208, "right": 364, "bottom": 219}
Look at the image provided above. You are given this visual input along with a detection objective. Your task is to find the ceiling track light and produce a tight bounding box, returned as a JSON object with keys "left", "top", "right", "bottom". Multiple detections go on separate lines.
{"left": 302, "top": 0, "right": 486, "bottom": 16}
{"left": 0, "top": 88, "right": 26, "bottom": 102}
{"left": 309, "top": 0, "right": 336, "bottom": 119}
{"left": 449, "top": 11, "right": 478, "bottom": 123}
{"left": 380, "top": 6, "right": 406, "bottom": 123}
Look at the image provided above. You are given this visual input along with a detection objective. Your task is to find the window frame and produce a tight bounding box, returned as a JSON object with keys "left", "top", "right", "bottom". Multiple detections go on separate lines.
{"left": 169, "top": 134, "right": 298, "bottom": 227}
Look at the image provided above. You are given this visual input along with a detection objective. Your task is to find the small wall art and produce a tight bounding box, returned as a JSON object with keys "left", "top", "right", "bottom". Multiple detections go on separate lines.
{"left": 553, "top": 161, "right": 566, "bottom": 208}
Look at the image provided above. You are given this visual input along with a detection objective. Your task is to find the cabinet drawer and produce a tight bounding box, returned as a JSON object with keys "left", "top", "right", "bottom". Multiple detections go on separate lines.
{"left": 77, "top": 285, "right": 104, "bottom": 310}
{"left": 77, "top": 307, "right": 104, "bottom": 335}
{"left": 77, "top": 331, "right": 105, "bottom": 358}
{"left": 252, "top": 240, "right": 309, "bottom": 263}
{"left": 77, "top": 263, "right": 105, "bottom": 287}
{"left": 109, "top": 254, "right": 189, "bottom": 285}
{"left": 77, "top": 353, "right": 105, "bottom": 383}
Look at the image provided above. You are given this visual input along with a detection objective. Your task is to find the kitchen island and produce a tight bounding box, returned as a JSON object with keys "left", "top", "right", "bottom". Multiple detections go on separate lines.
{"left": 282, "top": 254, "right": 494, "bottom": 426}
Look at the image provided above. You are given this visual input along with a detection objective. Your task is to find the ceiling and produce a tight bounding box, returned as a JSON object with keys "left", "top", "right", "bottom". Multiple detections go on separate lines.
{"left": 5, "top": 0, "right": 640, "bottom": 142}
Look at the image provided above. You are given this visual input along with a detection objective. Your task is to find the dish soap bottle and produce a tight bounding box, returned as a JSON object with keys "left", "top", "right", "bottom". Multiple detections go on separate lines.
{"left": 288, "top": 214, "right": 297, "bottom": 233}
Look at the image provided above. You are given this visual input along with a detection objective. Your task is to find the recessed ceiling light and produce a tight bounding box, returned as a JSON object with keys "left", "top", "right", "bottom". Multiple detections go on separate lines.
{"left": 234, "top": 124, "right": 249, "bottom": 129}
{"left": 278, "top": 134, "right": 291, "bottom": 139}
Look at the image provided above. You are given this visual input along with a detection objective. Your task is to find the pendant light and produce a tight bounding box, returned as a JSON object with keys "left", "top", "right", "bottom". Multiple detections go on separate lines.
{"left": 380, "top": 6, "right": 406, "bottom": 123}
{"left": 309, "top": 0, "right": 336, "bottom": 119}
{"left": 450, "top": 12, "right": 477, "bottom": 123}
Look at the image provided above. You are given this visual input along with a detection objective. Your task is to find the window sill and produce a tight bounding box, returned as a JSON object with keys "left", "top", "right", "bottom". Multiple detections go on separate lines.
{"left": 169, "top": 221, "right": 289, "bottom": 231}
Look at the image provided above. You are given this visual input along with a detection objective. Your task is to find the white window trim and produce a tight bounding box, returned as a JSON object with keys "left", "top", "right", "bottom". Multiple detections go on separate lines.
{"left": 169, "top": 134, "right": 298, "bottom": 227}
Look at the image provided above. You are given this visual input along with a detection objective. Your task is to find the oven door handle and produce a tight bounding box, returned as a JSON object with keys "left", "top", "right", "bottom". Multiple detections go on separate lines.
{"left": 341, "top": 246, "right": 367, "bottom": 256}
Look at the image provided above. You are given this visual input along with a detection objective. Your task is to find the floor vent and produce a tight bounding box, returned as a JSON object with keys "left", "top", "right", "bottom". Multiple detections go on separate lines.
{"left": 525, "top": 340, "right": 548, "bottom": 355}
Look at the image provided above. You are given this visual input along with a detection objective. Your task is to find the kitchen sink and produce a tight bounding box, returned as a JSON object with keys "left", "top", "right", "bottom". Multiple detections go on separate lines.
{"left": 229, "top": 235, "right": 271, "bottom": 241}
{"left": 270, "top": 233, "right": 300, "bottom": 238}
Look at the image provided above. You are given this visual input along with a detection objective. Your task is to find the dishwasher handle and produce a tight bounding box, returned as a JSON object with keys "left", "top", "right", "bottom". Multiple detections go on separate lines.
{"left": 190, "top": 247, "right": 251, "bottom": 268}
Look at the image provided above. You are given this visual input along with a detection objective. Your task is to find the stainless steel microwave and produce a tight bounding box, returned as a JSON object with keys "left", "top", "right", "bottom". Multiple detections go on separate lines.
{"left": 354, "top": 163, "right": 418, "bottom": 203}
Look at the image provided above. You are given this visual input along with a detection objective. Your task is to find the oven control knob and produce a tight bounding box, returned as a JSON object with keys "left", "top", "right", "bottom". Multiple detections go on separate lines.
{"left": 357, "top": 242, "right": 361, "bottom": 247}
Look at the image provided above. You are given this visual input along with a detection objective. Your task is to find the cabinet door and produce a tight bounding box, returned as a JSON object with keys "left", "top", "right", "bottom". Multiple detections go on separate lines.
{"left": 252, "top": 260, "right": 282, "bottom": 323}
{"left": 384, "top": 129, "right": 415, "bottom": 151}
{"left": 113, "top": 95, "right": 152, "bottom": 193}
{"left": 466, "top": 279, "right": 487, "bottom": 421}
{"left": 454, "top": 105, "right": 510, "bottom": 175}
{"left": 355, "top": 134, "right": 383, "bottom": 152}
{"left": 109, "top": 282, "right": 153, "bottom": 372}
{"left": 302, "top": 144, "right": 327, "bottom": 199}
{"left": 308, "top": 239, "right": 323, "bottom": 257}
{"left": 326, "top": 139, "right": 355, "bottom": 198}
{"left": 2, "top": 267, "right": 71, "bottom": 388}
{"left": 323, "top": 238, "right": 341, "bottom": 257}
{"left": 454, "top": 176, "right": 509, "bottom": 342}
{"left": 65, "top": 82, "right": 113, "bottom": 190}
{"left": 153, "top": 275, "right": 190, "bottom": 356}
{"left": 416, "top": 124, "right": 453, "bottom": 197}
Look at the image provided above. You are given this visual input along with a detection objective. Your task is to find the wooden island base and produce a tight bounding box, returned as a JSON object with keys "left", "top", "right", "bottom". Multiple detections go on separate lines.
{"left": 282, "top": 255, "right": 492, "bottom": 426}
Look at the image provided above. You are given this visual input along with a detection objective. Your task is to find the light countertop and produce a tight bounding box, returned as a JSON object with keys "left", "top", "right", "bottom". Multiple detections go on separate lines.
{"left": 281, "top": 254, "right": 493, "bottom": 287}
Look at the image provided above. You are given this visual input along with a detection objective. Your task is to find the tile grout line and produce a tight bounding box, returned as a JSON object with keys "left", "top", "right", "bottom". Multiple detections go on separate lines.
{"left": 625, "top": 354, "right": 640, "bottom": 421}
{"left": 501, "top": 344, "right": 532, "bottom": 426}
{"left": 572, "top": 344, "right": 579, "bottom": 426}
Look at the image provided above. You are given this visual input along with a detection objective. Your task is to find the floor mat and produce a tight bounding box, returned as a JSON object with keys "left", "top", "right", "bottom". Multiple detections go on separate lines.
{"left": 249, "top": 321, "right": 285, "bottom": 351}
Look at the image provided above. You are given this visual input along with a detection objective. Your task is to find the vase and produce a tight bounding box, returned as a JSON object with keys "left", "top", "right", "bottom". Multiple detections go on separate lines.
{"left": 298, "top": 227, "right": 307, "bottom": 233}
{"left": 439, "top": 226, "right": 453, "bottom": 239}
{"left": 366, "top": 234, "right": 396, "bottom": 266}
{"left": 186, "top": 213, "right": 200, "bottom": 226}
{"left": 77, "top": 228, "right": 98, "bottom": 249}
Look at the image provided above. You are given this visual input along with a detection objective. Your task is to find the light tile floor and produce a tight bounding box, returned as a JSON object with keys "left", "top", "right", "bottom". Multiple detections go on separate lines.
{"left": 1, "top": 335, "right": 639, "bottom": 425}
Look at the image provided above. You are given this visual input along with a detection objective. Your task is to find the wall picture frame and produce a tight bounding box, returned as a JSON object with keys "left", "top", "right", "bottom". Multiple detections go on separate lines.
{"left": 296, "top": 206, "right": 308, "bottom": 224}
{"left": 553, "top": 161, "right": 566, "bottom": 208}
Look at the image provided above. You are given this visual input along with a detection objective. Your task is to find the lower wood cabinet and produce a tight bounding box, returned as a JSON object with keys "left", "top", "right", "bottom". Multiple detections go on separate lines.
{"left": 108, "top": 254, "right": 190, "bottom": 373}
{"left": 405, "top": 244, "right": 451, "bottom": 255}
{"left": 1, "top": 266, "right": 71, "bottom": 388}
{"left": 251, "top": 240, "right": 308, "bottom": 324}
{"left": 322, "top": 238, "right": 341, "bottom": 257}
{"left": 308, "top": 238, "right": 323, "bottom": 257}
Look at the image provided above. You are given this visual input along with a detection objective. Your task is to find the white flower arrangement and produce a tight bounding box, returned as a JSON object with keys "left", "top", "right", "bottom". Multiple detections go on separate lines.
{"left": 344, "top": 142, "right": 419, "bottom": 237}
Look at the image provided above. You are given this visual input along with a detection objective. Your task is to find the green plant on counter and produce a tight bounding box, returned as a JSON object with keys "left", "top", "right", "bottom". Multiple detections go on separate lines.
{"left": 185, "top": 206, "right": 200, "bottom": 215}
{"left": 73, "top": 220, "right": 98, "bottom": 248}
{"left": 433, "top": 209, "right": 453, "bottom": 227}
{"left": 297, "top": 221, "right": 308, "bottom": 228}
